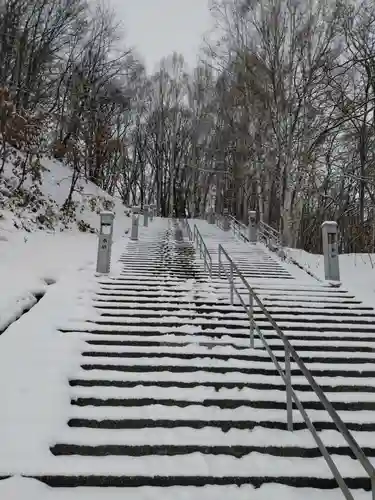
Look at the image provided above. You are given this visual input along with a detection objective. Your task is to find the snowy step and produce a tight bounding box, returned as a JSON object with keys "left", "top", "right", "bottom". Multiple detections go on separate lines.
{"left": 79, "top": 360, "right": 375, "bottom": 379}
{"left": 100, "top": 283, "right": 200, "bottom": 293}
{"left": 92, "top": 296, "right": 374, "bottom": 311}
{"left": 93, "top": 308, "right": 375, "bottom": 326}
{"left": 78, "top": 353, "right": 375, "bottom": 370}
{"left": 81, "top": 346, "right": 375, "bottom": 365}
{"left": 61, "top": 325, "right": 375, "bottom": 342}
{"left": 27, "top": 472, "right": 371, "bottom": 490}
{"left": 3, "top": 482, "right": 364, "bottom": 500}
{"left": 68, "top": 414, "right": 375, "bottom": 433}
{"left": 69, "top": 384, "right": 375, "bottom": 405}
{"left": 86, "top": 316, "right": 375, "bottom": 333}
{"left": 49, "top": 426, "right": 375, "bottom": 450}
{"left": 207, "top": 296, "right": 365, "bottom": 306}
{"left": 71, "top": 369, "right": 375, "bottom": 389}
{"left": 50, "top": 442, "right": 375, "bottom": 461}
{"left": 83, "top": 333, "right": 375, "bottom": 350}
{"left": 91, "top": 308, "right": 371, "bottom": 324}
{"left": 19, "top": 448, "right": 371, "bottom": 479}
{"left": 70, "top": 393, "right": 375, "bottom": 413}
{"left": 83, "top": 332, "right": 375, "bottom": 351}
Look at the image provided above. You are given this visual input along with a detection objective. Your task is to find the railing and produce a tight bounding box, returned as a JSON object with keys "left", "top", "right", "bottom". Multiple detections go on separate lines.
{"left": 224, "top": 214, "right": 324, "bottom": 283}
{"left": 181, "top": 218, "right": 193, "bottom": 241}
{"left": 193, "top": 224, "right": 212, "bottom": 277}
{"left": 218, "top": 243, "right": 375, "bottom": 500}
{"left": 215, "top": 214, "right": 224, "bottom": 230}
{"left": 228, "top": 215, "right": 249, "bottom": 243}
{"left": 259, "top": 220, "right": 281, "bottom": 247}
{"left": 228, "top": 214, "right": 282, "bottom": 247}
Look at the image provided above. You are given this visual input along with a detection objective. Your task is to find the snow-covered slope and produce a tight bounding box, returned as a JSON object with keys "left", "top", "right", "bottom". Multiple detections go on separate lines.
{"left": 0, "top": 154, "right": 131, "bottom": 332}
{"left": 287, "top": 248, "right": 375, "bottom": 308}
{"left": 0, "top": 153, "right": 128, "bottom": 232}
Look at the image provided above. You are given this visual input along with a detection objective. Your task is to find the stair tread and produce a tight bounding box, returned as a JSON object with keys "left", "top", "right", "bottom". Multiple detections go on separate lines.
{"left": 68, "top": 403, "right": 375, "bottom": 424}
{"left": 51, "top": 426, "right": 375, "bottom": 448}
{"left": 13, "top": 452, "right": 369, "bottom": 478}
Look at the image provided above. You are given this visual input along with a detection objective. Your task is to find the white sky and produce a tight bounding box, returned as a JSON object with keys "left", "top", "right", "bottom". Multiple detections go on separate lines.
{"left": 108, "top": 0, "right": 213, "bottom": 73}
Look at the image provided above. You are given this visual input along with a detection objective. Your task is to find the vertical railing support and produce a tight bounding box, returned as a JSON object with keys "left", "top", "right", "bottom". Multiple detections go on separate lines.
{"left": 230, "top": 261, "right": 234, "bottom": 305}
{"left": 285, "top": 346, "right": 293, "bottom": 431}
{"left": 249, "top": 292, "right": 255, "bottom": 348}
{"left": 218, "top": 247, "right": 222, "bottom": 279}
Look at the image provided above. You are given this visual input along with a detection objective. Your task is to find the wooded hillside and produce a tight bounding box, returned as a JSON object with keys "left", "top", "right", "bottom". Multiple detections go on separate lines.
{"left": 0, "top": 0, "right": 374, "bottom": 252}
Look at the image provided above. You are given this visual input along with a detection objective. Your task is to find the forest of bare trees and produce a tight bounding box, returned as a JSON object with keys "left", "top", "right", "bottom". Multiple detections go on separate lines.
{"left": 0, "top": 0, "right": 375, "bottom": 252}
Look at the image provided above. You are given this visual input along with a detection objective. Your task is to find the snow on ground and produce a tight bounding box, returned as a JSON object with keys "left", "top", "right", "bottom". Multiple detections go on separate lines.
{"left": 288, "top": 248, "right": 375, "bottom": 308}
{"left": 0, "top": 154, "right": 132, "bottom": 332}
{"left": 0, "top": 155, "right": 136, "bottom": 491}
{"left": 0, "top": 203, "right": 373, "bottom": 500}
{"left": 0, "top": 213, "right": 152, "bottom": 497}
{"left": 0, "top": 218, "right": 131, "bottom": 332}
{"left": 0, "top": 476, "right": 370, "bottom": 500}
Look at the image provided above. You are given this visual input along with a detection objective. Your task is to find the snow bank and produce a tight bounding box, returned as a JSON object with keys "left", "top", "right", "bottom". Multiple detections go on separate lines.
{"left": 288, "top": 249, "right": 375, "bottom": 307}
{"left": 0, "top": 152, "right": 133, "bottom": 332}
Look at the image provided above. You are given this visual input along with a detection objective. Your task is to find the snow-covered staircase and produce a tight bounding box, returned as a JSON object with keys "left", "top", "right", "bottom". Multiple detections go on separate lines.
{"left": 191, "top": 218, "right": 295, "bottom": 280}
{"left": 23, "top": 218, "right": 375, "bottom": 498}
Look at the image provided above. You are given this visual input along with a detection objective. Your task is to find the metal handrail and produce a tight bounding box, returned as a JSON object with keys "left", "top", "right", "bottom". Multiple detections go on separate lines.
{"left": 259, "top": 220, "right": 281, "bottom": 247}
{"left": 228, "top": 214, "right": 282, "bottom": 247}
{"left": 193, "top": 224, "right": 212, "bottom": 277}
{"left": 226, "top": 214, "right": 324, "bottom": 283}
{"left": 218, "top": 243, "right": 375, "bottom": 500}
{"left": 216, "top": 214, "right": 224, "bottom": 230}
{"left": 228, "top": 216, "right": 249, "bottom": 243}
{"left": 181, "top": 218, "right": 193, "bottom": 241}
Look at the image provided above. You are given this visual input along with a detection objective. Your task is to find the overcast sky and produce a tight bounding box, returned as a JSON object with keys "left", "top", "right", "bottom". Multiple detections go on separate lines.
{"left": 108, "top": 0, "right": 213, "bottom": 73}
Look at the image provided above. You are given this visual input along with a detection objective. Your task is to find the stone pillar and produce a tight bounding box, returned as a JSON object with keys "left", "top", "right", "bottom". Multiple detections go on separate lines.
{"left": 321, "top": 221, "right": 340, "bottom": 281}
{"left": 175, "top": 223, "right": 183, "bottom": 242}
{"left": 143, "top": 205, "right": 149, "bottom": 227}
{"left": 248, "top": 210, "right": 257, "bottom": 243}
{"left": 96, "top": 211, "right": 114, "bottom": 274}
{"left": 223, "top": 208, "right": 230, "bottom": 231}
{"left": 131, "top": 206, "right": 140, "bottom": 241}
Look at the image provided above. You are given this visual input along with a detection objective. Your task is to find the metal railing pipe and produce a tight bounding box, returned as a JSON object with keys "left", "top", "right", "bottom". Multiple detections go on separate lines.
{"left": 193, "top": 224, "right": 212, "bottom": 277}
{"left": 217, "top": 243, "right": 375, "bottom": 500}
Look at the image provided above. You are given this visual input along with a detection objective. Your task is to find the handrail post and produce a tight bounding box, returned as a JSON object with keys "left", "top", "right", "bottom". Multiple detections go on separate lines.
{"left": 249, "top": 292, "right": 255, "bottom": 348}
{"left": 285, "top": 346, "right": 293, "bottom": 431}
{"left": 230, "top": 261, "right": 234, "bottom": 305}
{"left": 215, "top": 239, "right": 375, "bottom": 496}
{"left": 218, "top": 246, "right": 222, "bottom": 278}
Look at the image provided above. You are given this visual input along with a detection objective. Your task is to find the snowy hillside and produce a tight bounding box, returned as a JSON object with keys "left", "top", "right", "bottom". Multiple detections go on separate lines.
{"left": 0, "top": 154, "right": 131, "bottom": 333}
{"left": 288, "top": 249, "right": 375, "bottom": 308}
{"left": 0, "top": 152, "right": 128, "bottom": 233}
